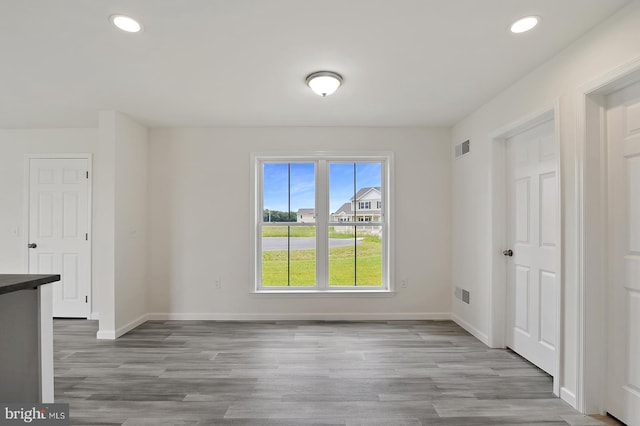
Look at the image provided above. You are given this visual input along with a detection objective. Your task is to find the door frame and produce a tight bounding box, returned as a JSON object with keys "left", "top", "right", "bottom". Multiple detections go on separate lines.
{"left": 23, "top": 153, "right": 94, "bottom": 318}
{"left": 489, "top": 103, "right": 562, "bottom": 397}
{"left": 576, "top": 56, "right": 640, "bottom": 414}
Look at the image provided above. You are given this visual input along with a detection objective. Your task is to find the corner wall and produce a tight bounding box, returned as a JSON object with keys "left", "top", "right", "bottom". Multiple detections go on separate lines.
{"left": 450, "top": 0, "right": 640, "bottom": 408}
{"left": 114, "top": 112, "right": 149, "bottom": 334}
{"left": 95, "top": 112, "right": 116, "bottom": 335}
{"left": 96, "top": 111, "right": 149, "bottom": 338}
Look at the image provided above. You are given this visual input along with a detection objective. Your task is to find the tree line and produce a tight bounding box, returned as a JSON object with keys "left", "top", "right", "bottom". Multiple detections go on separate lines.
{"left": 263, "top": 210, "right": 297, "bottom": 222}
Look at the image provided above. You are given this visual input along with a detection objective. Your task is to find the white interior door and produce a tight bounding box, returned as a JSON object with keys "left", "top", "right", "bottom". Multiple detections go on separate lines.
{"left": 606, "top": 80, "right": 640, "bottom": 426}
{"left": 28, "top": 158, "right": 90, "bottom": 318}
{"left": 505, "top": 118, "right": 558, "bottom": 376}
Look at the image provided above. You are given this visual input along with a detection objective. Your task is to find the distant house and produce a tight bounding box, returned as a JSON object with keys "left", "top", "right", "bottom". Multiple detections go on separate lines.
{"left": 296, "top": 208, "right": 316, "bottom": 223}
{"left": 331, "top": 187, "right": 382, "bottom": 223}
{"left": 296, "top": 187, "right": 382, "bottom": 225}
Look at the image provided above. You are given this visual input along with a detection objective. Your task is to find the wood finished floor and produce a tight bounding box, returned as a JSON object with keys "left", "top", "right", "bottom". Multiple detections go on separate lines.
{"left": 54, "top": 320, "right": 609, "bottom": 426}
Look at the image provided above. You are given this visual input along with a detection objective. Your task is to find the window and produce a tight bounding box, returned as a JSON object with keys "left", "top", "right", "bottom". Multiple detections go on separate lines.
{"left": 252, "top": 153, "right": 391, "bottom": 292}
{"left": 377, "top": 201, "right": 382, "bottom": 209}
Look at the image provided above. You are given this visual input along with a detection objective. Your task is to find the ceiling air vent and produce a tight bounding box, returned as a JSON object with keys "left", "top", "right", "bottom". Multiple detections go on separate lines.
{"left": 455, "top": 139, "right": 470, "bottom": 159}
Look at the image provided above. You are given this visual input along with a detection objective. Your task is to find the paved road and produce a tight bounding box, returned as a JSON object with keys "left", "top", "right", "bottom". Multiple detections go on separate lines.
{"left": 262, "top": 237, "right": 359, "bottom": 251}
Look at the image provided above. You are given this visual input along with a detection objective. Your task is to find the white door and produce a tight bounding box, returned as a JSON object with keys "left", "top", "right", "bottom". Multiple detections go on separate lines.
{"left": 505, "top": 118, "right": 558, "bottom": 375}
{"left": 606, "top": 80, "right": 640, "bottom": 426}
{"left": 28, "top": 158, "right": 90, "bottom": 318}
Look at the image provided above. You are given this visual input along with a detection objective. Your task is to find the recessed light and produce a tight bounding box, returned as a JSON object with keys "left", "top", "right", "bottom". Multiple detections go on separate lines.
{"left": 110, "top": 14, "right": 142, "bottom": 33}
{"left": 510, "top": 16, "right": 540, "bottom": 34}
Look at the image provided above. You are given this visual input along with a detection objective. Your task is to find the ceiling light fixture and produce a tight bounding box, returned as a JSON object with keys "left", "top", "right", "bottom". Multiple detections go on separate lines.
{"left": 510, "top": 15, "right": 540, "bottom": 34}
{"left": 110, "top": 14, "right": 142, "bottom": 33}
{"left": 306, "top": 71, "right": 343, "bottom": 97}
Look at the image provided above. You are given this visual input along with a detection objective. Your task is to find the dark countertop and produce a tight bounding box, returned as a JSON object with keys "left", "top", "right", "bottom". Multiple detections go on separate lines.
{"left": 0, "top": 274, "right": 61, "bottom": 295}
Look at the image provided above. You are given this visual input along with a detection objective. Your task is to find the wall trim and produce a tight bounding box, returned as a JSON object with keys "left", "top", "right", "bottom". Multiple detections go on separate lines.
{"left": 96, "top": 330, "right": 116, "bottom": 340}
{"left": 451, "top": 313, "right": 490, "bottom": 346}
{"left": 561, "top": 387, "right": 578, "bottom": 409}
{"left": 147, "top": 312, "right": 451, "bottom": 321}
{"left": 93, "top": 311, "right": 580, "bottom": 350}
{"left": 250, "top": 151, "right": 395, "bottom": 293}
{"left": 575, "top": 55, "right": 640, "bottom": 414}
{"left": 96, "top": 313, "right": 149, "bottom": 339}
{"left": 115, "top": 314, "right": 149, "bottom": 338}
{"left": 95, "top": 312, "right": 460, "bottom": 338}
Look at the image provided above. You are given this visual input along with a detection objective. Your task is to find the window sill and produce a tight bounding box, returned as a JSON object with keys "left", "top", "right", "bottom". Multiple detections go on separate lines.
{"left": 252, "top": 289, "right": 395, "bottom": 297}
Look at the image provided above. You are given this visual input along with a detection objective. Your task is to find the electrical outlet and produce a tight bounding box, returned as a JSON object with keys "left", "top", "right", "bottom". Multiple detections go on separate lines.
{"left": 401, "top": 278, "right": 408, "bottom": 288}
{"left": 215, "top": 278, "right": 222, "bottom": 289}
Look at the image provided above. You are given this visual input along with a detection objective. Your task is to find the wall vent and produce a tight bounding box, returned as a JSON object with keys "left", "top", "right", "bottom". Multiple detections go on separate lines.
{"left": 455, "top": 139, "right": 470, "bottom": 159}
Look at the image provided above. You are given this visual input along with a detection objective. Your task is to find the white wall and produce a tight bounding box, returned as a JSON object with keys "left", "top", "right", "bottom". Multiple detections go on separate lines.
{"left": 96, "top": 111, "right": 149, "bottom": 338}
{"left": 95, "top": 113, "right": 116, "bottom": 335}
{"left": 148, "top": 127, "right": 451, "bottom": 319}
{"left": 451, "top": 0, "right": 640, "bottom": 407}
{"left": 114, "top": 112, "right": 149, "bottom": 333}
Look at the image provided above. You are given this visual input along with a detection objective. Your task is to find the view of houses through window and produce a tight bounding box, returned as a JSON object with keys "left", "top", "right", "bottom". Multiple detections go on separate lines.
{"left": 258, "top": 158, "right": 387, "bottom": 290}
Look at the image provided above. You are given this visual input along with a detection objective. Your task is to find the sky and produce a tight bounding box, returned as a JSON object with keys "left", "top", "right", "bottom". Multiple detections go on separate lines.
{"left": 263, "top": 162, "right": 381, "bottom": 213}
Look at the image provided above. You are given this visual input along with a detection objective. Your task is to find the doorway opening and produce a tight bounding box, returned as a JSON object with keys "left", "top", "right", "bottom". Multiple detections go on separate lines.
{"left": 489, "top": 106, "right": 562, "bottom": 397}
{"left": 578, "top": 59, "right": 640, "bottom": 424}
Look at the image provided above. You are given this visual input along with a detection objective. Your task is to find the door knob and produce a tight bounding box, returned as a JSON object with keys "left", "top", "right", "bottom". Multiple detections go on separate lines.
{"left": 28, "top": 243, "right": 37, "bottom": 249}
{"left": 503, "top": 249, "right": 513, "bottom": 257}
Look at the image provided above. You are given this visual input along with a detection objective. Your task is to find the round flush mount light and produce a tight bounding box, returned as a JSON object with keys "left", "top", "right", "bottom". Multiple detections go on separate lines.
{"left": 305, "top": 71, "right": 343, "bottom": 97}
{"left": 510, "top": 15, "right": 540, "bottom": 34}
{"left": 110, "top": 14, "right": 142, "bottom": 33}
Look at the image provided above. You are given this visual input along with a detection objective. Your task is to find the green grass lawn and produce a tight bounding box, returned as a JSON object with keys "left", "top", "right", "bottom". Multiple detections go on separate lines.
{"left": 261, "top": 234, "right": 382, "bottom": 287}
{"left": 262, "top": 225, "right": 379, "bottom": 239}
{"left": 262, "top": 226, "right": 316, "bottom": 237}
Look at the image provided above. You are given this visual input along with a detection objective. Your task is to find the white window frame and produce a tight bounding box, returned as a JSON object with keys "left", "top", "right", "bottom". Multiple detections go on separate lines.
{"left": 250, "top": 151, "right": 393, "bottom": 293}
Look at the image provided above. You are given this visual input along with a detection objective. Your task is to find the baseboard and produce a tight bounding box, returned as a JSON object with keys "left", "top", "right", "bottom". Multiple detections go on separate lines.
{"left": 147, "top": 312, "right": 451, "bottom": 321}
{"left": 115, "top": 313, "right": 149, "bottom": 338}
{"left": 96, "top": 329, "right": 116, "bottom": 340}
{"left": 451, "top": 313, "right": 490, "bottom": 346}
{"left": 560, "top": 387, "right": 577, "bottom": 409}
{"left": 95, "top": 312, "right": 452, "bottom": 338}
{"left": 96, "top": 313, "right": 149, "bottom": 340}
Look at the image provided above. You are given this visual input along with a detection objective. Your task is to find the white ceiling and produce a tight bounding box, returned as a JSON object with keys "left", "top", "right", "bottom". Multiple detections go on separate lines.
{"left": 0, "top": 0, "right": 631, "bottom": 128}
